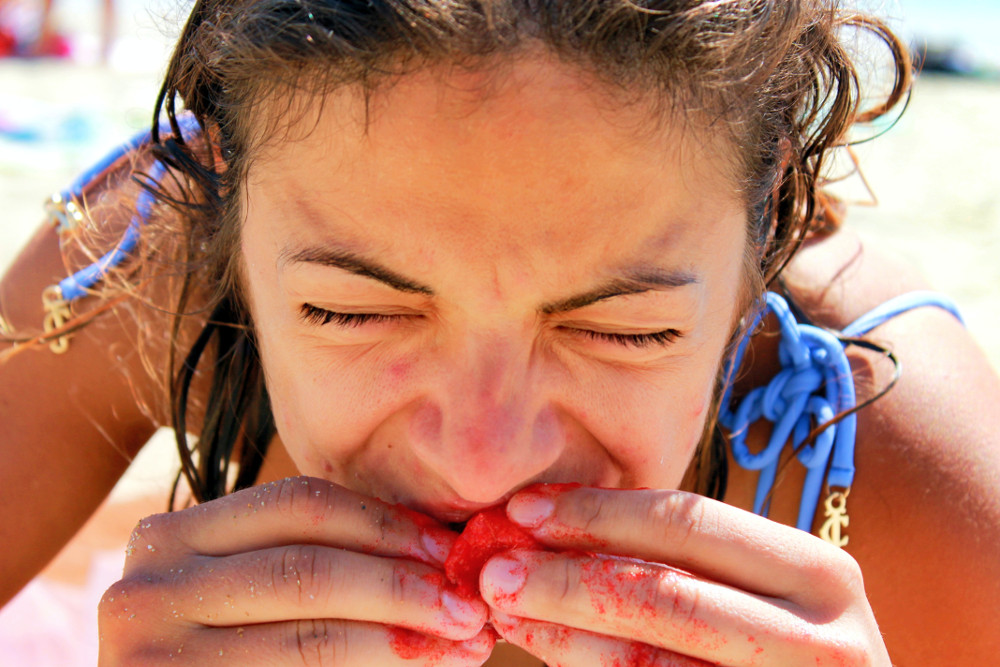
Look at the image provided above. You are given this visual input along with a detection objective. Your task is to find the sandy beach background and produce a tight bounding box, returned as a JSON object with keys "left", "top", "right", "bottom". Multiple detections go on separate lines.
{"left": 1, "top": 0, "right": 998, "bottom": 664}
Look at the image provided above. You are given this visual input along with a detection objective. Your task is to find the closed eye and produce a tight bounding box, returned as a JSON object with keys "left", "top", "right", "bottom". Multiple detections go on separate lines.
{"left": 299, "top": 303, "right": 403, "bottom": 327}
{"left": 299, "top": 304, "right": 681, "bottom": 349}
{"left": 569, "top": 327, "right": 683, "bottom": 348}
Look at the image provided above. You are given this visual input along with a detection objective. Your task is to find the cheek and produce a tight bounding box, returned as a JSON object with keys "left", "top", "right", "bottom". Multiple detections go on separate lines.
{"left": 651, "top": 386, "right": 713, "bottom": 486}
{"left": 570, "top": 360, "right": 714, "bottom": 489}
{"left": 258, "top": 336, "right": 421, "bottom": 472}
{"left": 386, "top": 359, "right": 413, "bottom": 386}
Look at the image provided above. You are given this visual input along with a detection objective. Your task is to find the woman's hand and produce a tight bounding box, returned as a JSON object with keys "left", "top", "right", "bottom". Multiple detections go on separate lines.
{"left": 98, "top": 476, "right": 493, "bottom": 666}
{"left": 483, "top": 485, "right": 890, "bottom": 666}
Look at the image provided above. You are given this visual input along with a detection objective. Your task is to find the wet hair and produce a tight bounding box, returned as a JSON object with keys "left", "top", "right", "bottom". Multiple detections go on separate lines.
{"left": 140, "top": 0, "right": 910, "bottom": 505}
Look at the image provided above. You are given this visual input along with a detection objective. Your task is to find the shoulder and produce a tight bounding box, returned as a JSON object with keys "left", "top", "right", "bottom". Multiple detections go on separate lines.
{"left": 0, "top": 138, "right": 212, "bottom": 603}
{"left": 783, "top": 227, "right": 1000, "bottom": 662}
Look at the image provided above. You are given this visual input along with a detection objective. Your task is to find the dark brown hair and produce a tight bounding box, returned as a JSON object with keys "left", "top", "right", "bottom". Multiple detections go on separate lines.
{"left": 140, "top": 0, "right": 911, "bottom": 505}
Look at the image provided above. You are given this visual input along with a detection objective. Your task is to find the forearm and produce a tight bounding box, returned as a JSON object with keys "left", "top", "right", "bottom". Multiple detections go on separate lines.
{"left": 0, "top": 222, "right": 158, "bottom": 605}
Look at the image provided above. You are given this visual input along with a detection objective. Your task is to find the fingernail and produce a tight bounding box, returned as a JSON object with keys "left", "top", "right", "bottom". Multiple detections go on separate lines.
{"left": 481, "top": 557, "right": 527, "bottom": 598}
{"left": 441, "top": 590, "right": 484, "bottom": 625}
{"left": 490, "top": 610, "right": 518, "bottom": 627}
{"left": 507, "top": 494, "right": 554, "bottom": 528}
{"left": 421, "top": 532, "right": 451, "bottom": 566}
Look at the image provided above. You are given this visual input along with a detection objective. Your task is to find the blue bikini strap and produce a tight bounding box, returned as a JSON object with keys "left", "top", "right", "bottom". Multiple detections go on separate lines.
{"left": 719, "top": 290, "right": 963, "bottom": 536}
{"left": 53, "top": 115, "right": 202, "bottom": 302}
{"left": 37, "top": 115, "right": 201, "bottom": 354}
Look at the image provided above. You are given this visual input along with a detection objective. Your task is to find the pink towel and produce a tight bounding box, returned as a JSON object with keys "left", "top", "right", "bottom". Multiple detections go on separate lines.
{"left": 0, "top": 550, "right": 124, "bottom": 666}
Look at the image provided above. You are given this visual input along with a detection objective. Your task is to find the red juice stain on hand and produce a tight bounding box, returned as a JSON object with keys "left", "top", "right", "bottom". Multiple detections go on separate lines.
{"left": 389, "top": 627, "right": 447, "bottom": 661}
{"left": 445, "top": 506, "right": 541, "bottom": 597}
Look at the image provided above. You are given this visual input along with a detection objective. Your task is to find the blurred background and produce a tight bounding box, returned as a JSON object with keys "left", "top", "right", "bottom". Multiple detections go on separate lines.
{"left": 1, "top": 0, "right": 998, "bottom": 663}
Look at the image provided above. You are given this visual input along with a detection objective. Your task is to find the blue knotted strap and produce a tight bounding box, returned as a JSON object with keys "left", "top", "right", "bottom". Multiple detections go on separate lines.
{"left": 719, "top": 291, "right": 963, "bottom": 533}
{"left": 54, "top": 114, "right": 201, "bottom": 302}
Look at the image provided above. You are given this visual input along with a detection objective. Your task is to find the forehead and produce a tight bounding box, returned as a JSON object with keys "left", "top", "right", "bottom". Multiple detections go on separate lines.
{"left": 249, "top": 53, "right": 739, "bottom": 191}
{"left": 243, "top": 54, "right": 745, "bottom": 280}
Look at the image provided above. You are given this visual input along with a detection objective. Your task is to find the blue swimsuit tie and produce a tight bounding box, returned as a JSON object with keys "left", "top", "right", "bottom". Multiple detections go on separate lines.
{"left": 50, "top": 115, "right": 201, "bottom": 301}
{"left": 718, "top": 291, "right": 963, "bottom": 534}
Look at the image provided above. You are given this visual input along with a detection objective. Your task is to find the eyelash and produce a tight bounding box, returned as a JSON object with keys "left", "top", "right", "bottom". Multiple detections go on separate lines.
{"left": 300, "top": 304, "right": 682, "bottom": 348}
{"left": 572, "top": 328, "right": 683, "bottom": 348}
{"left": 299, "top": 304, "right": 400, "bottom": 327}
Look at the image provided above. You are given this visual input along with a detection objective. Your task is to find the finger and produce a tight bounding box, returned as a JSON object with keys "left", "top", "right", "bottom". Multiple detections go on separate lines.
{"left": 125, "top": 476, "right": 454, "bottom": 569}
{"left": 506, "top": 485, "right": 855, "bottom": 603}
{"left": 132, "top": 545, "right": 488, "bottom": 641}
{"left": 481, "top": 550, "right": 824, "bottom": 666}
{"left": 490, "top": 611, "right": 713, "bottom": 667}
{"left": 100, "top": 616, "right": 494, "bottom": 666}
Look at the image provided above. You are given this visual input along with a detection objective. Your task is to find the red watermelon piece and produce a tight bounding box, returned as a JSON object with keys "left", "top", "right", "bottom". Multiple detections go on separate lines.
{"left": 444, "top": 505, "right": 540, "bottom": 597}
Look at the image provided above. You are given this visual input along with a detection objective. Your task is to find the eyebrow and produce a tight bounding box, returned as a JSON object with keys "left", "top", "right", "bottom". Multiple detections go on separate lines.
{"left": 279, "top": 244, "right": 697, "bottom": 311}
{"left": 540, "top": 270, "right": 699, "bottom": 314}
{"left": 278, "top": 246, "right": 435, "bottom": 295}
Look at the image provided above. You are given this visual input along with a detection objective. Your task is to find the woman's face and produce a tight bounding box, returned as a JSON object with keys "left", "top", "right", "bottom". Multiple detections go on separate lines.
{"left": 241, "top": 56, "right": 748, "bottom": 521}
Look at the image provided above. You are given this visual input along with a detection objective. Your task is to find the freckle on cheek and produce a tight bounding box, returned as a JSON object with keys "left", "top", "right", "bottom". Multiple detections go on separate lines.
{"left": 690, "top": 394, "right": 708, "bottom": 420}
{"left": 388, "top": 361, "right": 410, "bottom": 384}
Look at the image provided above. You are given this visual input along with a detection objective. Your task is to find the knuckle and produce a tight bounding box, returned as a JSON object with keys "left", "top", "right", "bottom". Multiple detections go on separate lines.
{"left": 554, "top": 556, "right": 579, "bottom": 607}
{"left": 523, "top": 555, "right": 577, "bottom": 610}
{"left": 388, "top": 559, "right": 409, "bottom": 605}
{"left": 834, "top": 639, "right": 874, "bottom": 666}
{"left": 286, "top": 619, "right": 349, "bottom": 666}
{"left": 654, "top": 570, "right": 700, "bottom": 632}
{"left": 801, "top": 542, "right": 867, "bottom": 604}
{"left": 781, "top": 604, "right": 879, "bottom": 666}
{"left": 98, "top": 575, "right": 172, "bottom": 639}
{"left": 269, "top": 544, "right": 328, "bottom": 605}
{"left": 829, "top": 547, "right": 866, "bottom": 592}
{"left": 274, "top": 476, "right": 333, "bottom": 522}
{"left": 367, "top": 502, "right": 389, "bottom": 551}
{"left": 648, "top": 492, "right": 706, "bottom": 550}
{"left": 98, "top": 580, "right": 133, "bottom": 622}
{"left": 789, "top": 628, "right": 872, "bottom": 667}
{"left": 567, "top": 488, "right": 608, "bottom": 531}
{"left": 123, "top": 512, "right": 174, "bottom": 568}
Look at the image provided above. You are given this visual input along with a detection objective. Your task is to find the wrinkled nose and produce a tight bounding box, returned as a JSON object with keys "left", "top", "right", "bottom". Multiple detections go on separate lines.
{"left": 407, "top": 335, "right": 564, "bottom": 504}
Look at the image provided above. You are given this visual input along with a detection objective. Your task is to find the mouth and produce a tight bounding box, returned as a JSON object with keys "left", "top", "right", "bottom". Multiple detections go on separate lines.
{"left": 410, "top": 495, "right": 515, "bottom": 527}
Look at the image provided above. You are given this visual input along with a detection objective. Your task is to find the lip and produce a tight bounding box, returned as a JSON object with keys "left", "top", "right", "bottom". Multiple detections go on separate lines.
{"left": 399, "top": 476, "right": 586, "bottom": 524}
{"left": 406, "top": 496, "right": 514, "bottom": 524}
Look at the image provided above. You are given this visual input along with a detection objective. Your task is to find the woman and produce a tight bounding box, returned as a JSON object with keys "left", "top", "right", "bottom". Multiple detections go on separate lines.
{"left": 1, "top": 1, "right": 998, "bottom": 664}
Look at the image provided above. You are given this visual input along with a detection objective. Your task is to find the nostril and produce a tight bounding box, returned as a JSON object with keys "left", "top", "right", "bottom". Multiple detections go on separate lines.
{"left": 408, "top": 397, "right": 567, "bottom": 504}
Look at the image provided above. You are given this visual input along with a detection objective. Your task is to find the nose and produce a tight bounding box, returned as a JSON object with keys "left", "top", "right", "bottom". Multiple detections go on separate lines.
{"left": 407, "top": 334, "right": 565, "bottom": 504}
